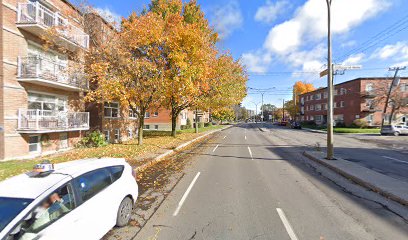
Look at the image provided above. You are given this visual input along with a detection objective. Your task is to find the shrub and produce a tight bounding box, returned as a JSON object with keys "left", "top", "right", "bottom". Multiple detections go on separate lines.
{"left": 186, "top": 118, "right": 192, "bottom": 129}
{"left": 334, "top": 122, "right": 346, "bottom": 128}
{"left": 352, "top": 119, "right": 368, "bottom": 128}
{"left": 79, "top": 130, "right": 107, "bottom": 147}
{"left": 198, "top": 122, "right": 204, "bottom": 128}
{"left": 204, "top": 122, "right": 212, "bottom": 127}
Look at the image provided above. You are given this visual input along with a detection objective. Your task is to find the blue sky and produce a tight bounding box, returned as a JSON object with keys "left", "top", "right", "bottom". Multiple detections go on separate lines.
{"left": 87, "top": 0, "right": 408, "bottom": 111}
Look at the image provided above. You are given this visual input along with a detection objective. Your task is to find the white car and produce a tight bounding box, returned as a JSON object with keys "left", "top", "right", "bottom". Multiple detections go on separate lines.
{"left": 0, "top": 158, "right": 138, "bottom": 240}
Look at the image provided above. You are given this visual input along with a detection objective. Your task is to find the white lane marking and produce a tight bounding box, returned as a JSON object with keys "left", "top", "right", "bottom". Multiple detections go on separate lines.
{"left": 276, "top": 208, "right": 299, "bottom": 240}
{"left": 248, "top": 146, "right": 253, "bottom": 160}
{"left": 223, "top": 136, "right": 227, "bottom": 139}
{"left": 245, "top": 135, "right": 247, "bottom": 140}
{"left": 213, "top": 144, "right": 219, "bottom": 152}
{"left": 173, "top": 172, "right": 201, "bottom": 216}
{"left": 382, "top": 156, "right": 407, "bottom": 164}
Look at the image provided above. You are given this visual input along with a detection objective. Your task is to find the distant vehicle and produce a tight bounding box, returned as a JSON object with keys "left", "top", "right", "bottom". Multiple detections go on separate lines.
{"left": 381, "top": 125, "right": 408, "bottom": 136}
{"left": 0, "top": 158, "right": 138, "bottom": 240}
{"left": 279, "top": 121, "right": 288, "bottom": 126}
{"left": 290, "top": 122, "right": 302, "bottom": 129}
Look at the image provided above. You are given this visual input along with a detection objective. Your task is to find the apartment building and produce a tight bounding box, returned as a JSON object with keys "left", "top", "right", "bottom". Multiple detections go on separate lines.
{"left": 299, "top": 78, "right": 408, "bottom": 127}
{"left": 144, "top": 108, "right": 191, "bottom": 131}
{"left": 0, "top": 0, "right": 90, "bottom": 160}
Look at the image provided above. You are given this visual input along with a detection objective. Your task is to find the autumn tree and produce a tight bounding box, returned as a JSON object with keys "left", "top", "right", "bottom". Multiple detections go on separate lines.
{"left": 212, "top": 108, "right": 235, "bottom": 124}
{"left": 292, "top": 81, "right": 315, "bottom": 120}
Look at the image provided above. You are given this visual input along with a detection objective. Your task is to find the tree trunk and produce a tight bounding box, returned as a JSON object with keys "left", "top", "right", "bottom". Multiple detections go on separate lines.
{"left": 138, "top": 110, "right": 145, "bottom": 145}
{"left": 171, "top": 107, "right": 178, "bottom": 137}
{"left": 195, "top": 108, "right": 199, "bottom": 134}
{"left": 389, "top": 106, "right": 396, "bottom": 125}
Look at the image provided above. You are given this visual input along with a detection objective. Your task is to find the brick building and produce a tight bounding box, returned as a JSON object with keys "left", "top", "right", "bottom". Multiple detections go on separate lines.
{"left": 299, "top": 78, "right": 408, "bottom": 127}
{"left": 0, "top": 0, "right": 90, "bottom": 160}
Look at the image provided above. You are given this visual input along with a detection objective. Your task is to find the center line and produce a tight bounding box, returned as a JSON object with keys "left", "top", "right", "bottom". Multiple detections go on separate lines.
{"left": 382, "top": 156, "right": 407, "bottom": 164}
{"left": 248, "top": 146, "right": 253, "bottom": 160}
{"left": 276, "top": 208, "right": 299, "bottom": 240}
{"left": 173, "top": 172, "right": 201, "bottom": 216}
{"left": 213, "top": 144, "right": 219, "bottom": 152}
{"left": 245, "top": 135, "right": 247, "bottom": 140}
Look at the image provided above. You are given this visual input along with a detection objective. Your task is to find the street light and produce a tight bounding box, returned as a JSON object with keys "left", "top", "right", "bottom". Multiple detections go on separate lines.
{"left": 251, "top": 101, "right": 260, "bottom": 122}
{"left": 326, "top": 0, "right": 334, "bottom": 160}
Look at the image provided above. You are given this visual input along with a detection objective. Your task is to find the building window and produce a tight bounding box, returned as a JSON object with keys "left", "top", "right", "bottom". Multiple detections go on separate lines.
{"left": 334, "top": 102, "right": 337, "bottom": 108}
{"left": 340, "top": 101, "right": 345, "bottom": 108}
{"left": 315, "top": 93, "right": 321, "bottom": 100}
{"left": 28, "top": 93, "right": 67, "bottom": 112}
{"left": 306, "top": 106, "right": 309, "bottom": 111}
{"left": 315, "top": 115, "right": 322, "bottom": 121}
{"left": 366, "top": 83, "right": 374, "bottom": 92}
{"left": 324, "top": 92, "right": 328, "bottom": 99}
{"left": 145, "top": 112, "right": 150, "bottom": 119}
{"left": 144, "top": 125, "right": 150, "bottom": 130}
{"left": 104, "top": 130, "right": 110, "bottom": 142}
{"left": 334, "top": 89, "right": 338, "bottom": 96}
{"left": 306, "top": 96, "right": 309, "bottom": 101}
{"left": 315, "top": 104, "right": 321, "bottom": 111}
{"left": 401, "top": 83, "right": 408, "bottom": 92}
{"left": 355, "top": 115, "right": 360, "bottom": 119}
{"left": 154, "top": 125, "right": 159, "bottom": 130}
{"left": 29, "top": 135, "right": 41, "bottom": 153}
{"left": 367, "top": 114, "right": 374, "bottom": 124}
{"left": 127, "top": 128, "right": 133, "bottom": 139}
{"left": 152, "top": 111, "right": 158, "bottom": 117}
{"left": 340, "top": 88, "right": 347, "bottom": 95}
{"left": 301, "top": 97, "right": 304, "bottom": 104}
{"left": 114, "top": 129, "right": 120, "bottom": 141}
{"left": 310, "top": 116, "right": 314, "bottom": 121}
{"left": 104, "top": 102, "right": 120, "bottom": 118}
{"left": 310, "top": 105, "right": 314, "bottom": 111}
{"left": 323, "top": 104, "right": 327, "bottom": 110}
{"left": 60, "top": 133, "right": 68, "bottom": 149}
{"left": 129, "top": 108, "right": 138, "bottom": 119}
{"left": 310, "top": 95, "right": 314, "bottom": 100}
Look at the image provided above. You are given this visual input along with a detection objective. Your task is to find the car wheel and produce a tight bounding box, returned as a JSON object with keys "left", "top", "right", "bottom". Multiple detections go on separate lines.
{"left": 116, "top": 197, "right": 133, "bottom": 227}
{"left": 394, "top": 131, "right": 400, "bottom": 136}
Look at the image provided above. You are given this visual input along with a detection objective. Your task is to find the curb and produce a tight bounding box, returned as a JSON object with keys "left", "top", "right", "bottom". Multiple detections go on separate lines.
{"left": 303, "top": 151, "right": 408, "bottom": 206}
{"left": 135, "top": 126, "right": 232, "bottom": 172}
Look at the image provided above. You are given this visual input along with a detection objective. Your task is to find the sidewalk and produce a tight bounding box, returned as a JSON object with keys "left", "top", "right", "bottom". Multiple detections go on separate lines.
{"left": 304, "top": 151, "right": 408, "bottom": 206}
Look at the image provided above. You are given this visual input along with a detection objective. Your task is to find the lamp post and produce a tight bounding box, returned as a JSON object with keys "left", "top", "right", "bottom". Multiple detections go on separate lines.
{"left": 252, "top": 102, "right": 260, "bottom": 122}
{"left": 326, "top": 0, "right": 334, "bottom": 160}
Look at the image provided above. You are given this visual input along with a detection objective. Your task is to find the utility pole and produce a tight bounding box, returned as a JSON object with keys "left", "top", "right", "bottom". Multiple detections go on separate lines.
{"left": 282, "top": 99, "right": 285, "bottom": 121}
{"left": 261, "top": 92, "right": 265, "bottom": 122}
{"left": 293, "top": 89, "right": 297, "bottom": 121}
{"left": 252, "top": 102, "right": 260, "bottom": 122}
{"left": 381, "top": 66, "right": 406, "bottom": 128}
{"left": 326, "top": 0, "right": 334, "bottom": 160}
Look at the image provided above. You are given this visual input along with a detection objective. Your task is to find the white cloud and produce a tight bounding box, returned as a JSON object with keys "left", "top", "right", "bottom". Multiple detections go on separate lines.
{"left": 264, "top": 0, "right": 390, "bottom": 54}
{"left": 371, "top": 42, "right": 408, "bottom": 60}
{"left": 241, "top": 51, "right": 272, "bottom": 73}
{"left": 341, "top": 40, "right": 357, "bottom": 48}
{"left": 342, "top": 53, "right": 365, "bottom": 65}
{"left": 95, "top": 7, "right": 122, "bottom": 26}
{"left": 210, "top": 1, "right": 243, "bottom": 39}
{"left": 255, "top": 0, "right": 290, "bottom": 24}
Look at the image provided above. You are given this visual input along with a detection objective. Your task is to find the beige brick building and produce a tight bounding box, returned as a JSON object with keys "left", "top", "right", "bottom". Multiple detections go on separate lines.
{"left": 0, "top": 0, "right": 90, "bottom": 160}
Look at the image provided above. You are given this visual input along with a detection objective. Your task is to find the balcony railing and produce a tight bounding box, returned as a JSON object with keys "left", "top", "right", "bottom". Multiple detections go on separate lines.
{"left": 18, "top": 109, "right": 90, "bottom": 133}
{"left": 361, "top": 91, "right": 376, "bottom": 98}
{"left": 18, "top": 56, "right": 88, "bottom": 90}
{"left": 17, "top": 1, "right": 89, "bottom": 49}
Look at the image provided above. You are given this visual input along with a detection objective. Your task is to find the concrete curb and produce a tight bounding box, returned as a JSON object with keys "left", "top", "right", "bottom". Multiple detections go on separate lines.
{"left": 303, "top": 151, "right": 408, "bottom": 206}
{"left": 135, "top": 126, "right": 232, "bottom": 172}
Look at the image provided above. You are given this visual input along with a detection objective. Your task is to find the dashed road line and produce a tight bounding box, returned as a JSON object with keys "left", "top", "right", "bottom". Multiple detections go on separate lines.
{"left": 248, "top": 146, "right": 253, "bottom": 160}
{"left": 382, "top": 156, "right": 407, "bottom": 164}
{"left": 276, "top": 208, "right": 299, "bottom": 240}
{"left": 213, "top": 144, "right": 219, "bottom": 152}
{"left": 173, "top": 172, "right": 201, "bottom": 216}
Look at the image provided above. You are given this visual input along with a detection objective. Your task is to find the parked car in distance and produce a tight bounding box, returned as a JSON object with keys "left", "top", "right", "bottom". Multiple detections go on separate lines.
{"left": 290, "top": 121, "right": 302, "bottom": 129}
{"left": 381, "top": 125, "right": 408, "bottom": 136}
{"left": 279, "top": 121, "right": 288, "bottom": 126}
{"left": 0, "top": 158, "right": 138, "bottom": 240}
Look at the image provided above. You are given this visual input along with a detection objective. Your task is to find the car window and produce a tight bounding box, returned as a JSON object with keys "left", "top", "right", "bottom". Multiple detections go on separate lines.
{"left": 0, "top": 198, "right": 33, "bottom": 232}
{"left": 74, "top": 168, "right": 112, "bottom": 202}
{"left": 109, "top": 166, "right": 124, "bottom": 182}
{"left": 7, "top": 185, "right": 74, "bottom": 239}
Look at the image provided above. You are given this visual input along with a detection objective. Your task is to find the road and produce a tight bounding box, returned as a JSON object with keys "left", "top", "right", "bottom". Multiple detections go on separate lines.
{"left": 263, "top": 124, "right": 408, "bottom": 183}
{"left": 134, "top": 123, "right": 408, "bottom": 240}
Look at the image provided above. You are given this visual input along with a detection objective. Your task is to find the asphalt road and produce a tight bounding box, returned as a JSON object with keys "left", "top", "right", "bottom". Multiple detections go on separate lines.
{"left": 134, "top": 124, "right": 408, "bottom": 240}
{"left": 263, "top": 124, "right": 408, "bottom": 183}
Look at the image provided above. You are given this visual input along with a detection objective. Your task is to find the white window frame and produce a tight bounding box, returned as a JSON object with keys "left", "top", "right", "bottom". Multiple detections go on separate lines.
{"left": 340, "top": 101, "right": 345, "bottom": 108}
{"left": 143, "top": 125, "right": 150, "bottom": 130}
{"left": 129, "top": 108, "right": 138, "bottom": 119}
{"left": 104, "top": 102, "right": 120, "bottom": 118}
{"left": 114, "top": 129, "right": 120, "bottom": 141}
{"left": 59, "top": 132, "right": 68, "bottom": 149}
{"left": 366, "top": 83, "right": 374, "bottom": 92}
{"left": 144, "top": 112, "right": 150, "bottom": 119}
{"left": 104, "top": 130, "right": 110, "bottom": 142}
{"left": 315, "top": 93, "right": 321, "bottom": 100}
{"left": 152, "top": 111, "right": 158, "bottom": 117}
{"left": 315, "top": 104, "right": 321, "bottom": 111}
{"left": 29, "top": 135, "right": 41, "bottom": 153}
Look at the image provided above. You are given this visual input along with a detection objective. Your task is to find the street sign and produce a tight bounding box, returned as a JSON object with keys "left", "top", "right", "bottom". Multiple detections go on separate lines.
{"left": 320, "top": 65, "right": 362, "bottom": 77}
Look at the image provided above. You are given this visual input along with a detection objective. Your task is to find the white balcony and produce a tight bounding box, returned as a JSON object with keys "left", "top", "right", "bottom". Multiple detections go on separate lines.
{"left": 17, "top": 56, "right": 88, "bottom": 91}
{"left": 17, "top": 109, "right": 90, "bottom": 133}
{"left": 16, "top": 1, "right": 89, "bottom": 50}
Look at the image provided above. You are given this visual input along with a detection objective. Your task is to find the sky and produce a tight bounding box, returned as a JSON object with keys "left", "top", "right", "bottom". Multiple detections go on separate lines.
{"left": 86, "top": 0, "right": 408, "bottom": 111}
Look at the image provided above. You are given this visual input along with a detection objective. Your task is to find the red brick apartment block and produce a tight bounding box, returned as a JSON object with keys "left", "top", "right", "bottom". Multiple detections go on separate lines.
{"left": 299, "top": 78, "right": 408, "bottom": 127}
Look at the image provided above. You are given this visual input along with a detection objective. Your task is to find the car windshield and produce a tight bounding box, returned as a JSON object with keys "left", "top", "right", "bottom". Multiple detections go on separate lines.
{"left": 0, "top": 197, "right": 33, "bottom": 232}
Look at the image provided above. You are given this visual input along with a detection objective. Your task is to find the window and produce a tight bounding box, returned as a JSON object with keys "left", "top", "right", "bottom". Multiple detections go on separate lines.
{"left": 129, "top": 108, "right": 138, "bottom": 119}
{"left": 310, "top": 105, "right": 314, "bottom": 111}
{"left": 315, "top": 93, "right": 321, "bottom": 100}
{"left": 74, "top": 168, "right": 112, "bottom": 202}
{"left": 114, "top": 129, "right": 120, "bottom": 141}
{"left": 144, "top": 112, "right": 150, "bottom": 119}
{"left": 334, "top": 102, "right": 338, "bottom": 108}
{"left": 310, "top": 95, "right": 314, "bottom": 100}
{"left": 306, "top": 106, "right": 309, "bottom": 111}
{"left": 340, "top": 101, "right": 345, "bottom": 108}
{"left": 144, "top": 125, "right": 150, "bottom": 130}
{"left": 104, "top": 102, "right": 119, "bottom": 118}
{"left": 10, "top": 185, "right": 75, "bottom": 237}
{"left": 366, "top": 83, "right": 374, "bottom": 92}
{"left": 401, "top": 83, "right": 408, "bottom": 92}
{"left": 104, "top": 130, "right": 110, "bottom": 142}
{"left": 334, "top": 89, "right": 338, "bottom": 96}
{"left": 355, "top": 115, "right": 360, "bottom": 119}
{"left": 367, "top": 114, "right": 374, "bottom": 124}
{"left": 28, "top": 93, "right": 67, "bottom": 112}
{"left": 152, "top": 111, "right": 158, "bottom": 117}
{"left": 154, "top": 125, "right": 159, "bottom": 130}
{"left": 109, "top": 166, "right": 124, "bottom": 182}
{"left": 29, "top": 135, "right": 41, "bottom": 153}
{"left": 306, "top": 96, "right": 309, "bottom": 101}
{"left": 341, "top": 88, "right": 347, "bottom": 95}
{"left": 0, "top": 198, "right": 33, "bottom": 232}
{"left": 315, "top": 104, "right": 321, "bottom": 111}
{"left": 366, "top": 99, "right": 374, "bottom": 108}
{"left": 127, "top": 128, "right": 133, "bottom": 139}
{"left": 301, "top": 97, "right": 304, "bottom": 104}
{"left": 59, "top": 133, "right": 68, "bottom": 149}
{"left": 315, "top": 115, "right": 322, "bottom": 121}
{"left": 323, "top": 104, "right": 328, "bottom": 110}
{"left": 310, "top": 116, "right": 314, "bottom": 121}
{"left": 324, "top": 92, "right": 328, "bottom": 99}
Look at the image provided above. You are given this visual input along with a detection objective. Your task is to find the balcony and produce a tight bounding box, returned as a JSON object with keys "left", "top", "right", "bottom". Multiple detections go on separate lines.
{"left": 17, "top": 56, "right": 88, "bottom": 91}
{"left": 17, "top": 109, "right": 89, "bottom": 133}
{"left": 362, "top": 106, "right": 378, "bottom": 112}
{"left": 16, "top": 2, "right": 89, "bottom": 50}
{"left": 361, "top": 91, "right": 376, "bottom": 98}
